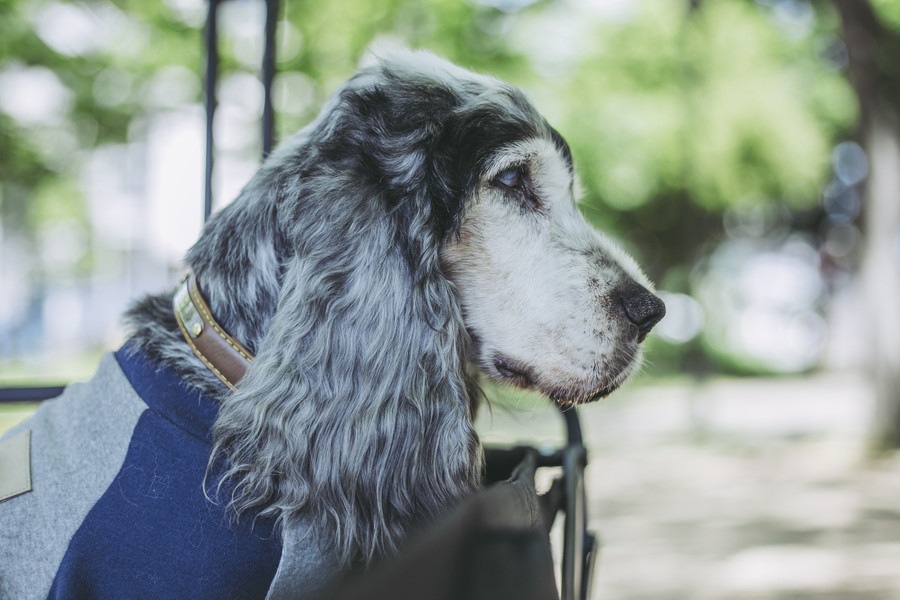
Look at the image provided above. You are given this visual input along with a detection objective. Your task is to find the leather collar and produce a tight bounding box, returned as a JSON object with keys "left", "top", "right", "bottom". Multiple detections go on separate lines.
{"left": 173, "top": 274, "right": 254, "bottom": 389}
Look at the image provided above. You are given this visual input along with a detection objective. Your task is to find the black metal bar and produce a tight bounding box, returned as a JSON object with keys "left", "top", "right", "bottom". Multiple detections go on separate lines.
{"left": 556, "top": 405, "right": 594, "bottom": 600}
{"left": 261, "top": 0, "right": 278, "bottom": 158}
{"left": 561, "top": 405, "right": 584, "bottom": 446}
{"left": 581, "top": 531, "right": 598, "bottom": 600}
{"left": 0, "top": 386, "right": 64, "bottom": 403}
{"left": 560, "top": 444, "right": 588, "bottom": 600}
{"left": 203, "top": 0, "right": 219, "bottom": 222}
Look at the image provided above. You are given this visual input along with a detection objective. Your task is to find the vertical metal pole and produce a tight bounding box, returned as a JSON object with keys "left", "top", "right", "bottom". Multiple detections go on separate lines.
{"left": 203, "top": 0, "right": 219, "bottom": 222}
{"left": 562, "top": 406, "right": 584, "bottom": 446}
{"left": 559, "top": 406, "right": 593, "bottom": 600}
{"left": 261, "top": 0, "right": 279, "bottom": 159}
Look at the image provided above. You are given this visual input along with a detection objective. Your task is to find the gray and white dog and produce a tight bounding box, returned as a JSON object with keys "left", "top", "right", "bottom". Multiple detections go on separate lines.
{"left": 0, "top": 49, "right": 664, "bottom": 599}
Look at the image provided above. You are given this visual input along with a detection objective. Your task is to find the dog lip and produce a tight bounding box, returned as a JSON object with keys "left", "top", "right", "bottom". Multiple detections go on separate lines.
{"left": 491, "top": 355, "right": 534, "bottom": 387}
{"left": 586, "top": 383, "right": 618, "bottom": 402}
{"left": 550, "top": 381, "right": 618, "bottom": 406}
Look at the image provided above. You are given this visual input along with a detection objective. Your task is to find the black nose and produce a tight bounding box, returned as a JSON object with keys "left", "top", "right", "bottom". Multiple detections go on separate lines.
{"left": 617, "top": 282, "right": 666, "bottom": 342}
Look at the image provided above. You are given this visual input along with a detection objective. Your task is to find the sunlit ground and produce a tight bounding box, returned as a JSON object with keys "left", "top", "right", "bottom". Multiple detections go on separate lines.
{"left": 478, "top": 370, "right": 900, "bottom": 599}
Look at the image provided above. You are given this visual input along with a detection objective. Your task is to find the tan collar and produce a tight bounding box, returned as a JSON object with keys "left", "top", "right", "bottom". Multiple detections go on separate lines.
{"left": 173, "top": 274, "right": 254, "bottom": 389}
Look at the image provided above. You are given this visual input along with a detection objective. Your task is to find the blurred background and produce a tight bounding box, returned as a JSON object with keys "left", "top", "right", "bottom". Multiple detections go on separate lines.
{"left": 1, "top": 0, "right": 899, "bottom": 597}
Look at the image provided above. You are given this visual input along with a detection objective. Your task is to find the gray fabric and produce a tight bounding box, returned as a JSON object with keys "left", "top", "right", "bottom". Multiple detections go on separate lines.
{"left": 266, "top": 520, "right": 341, "bottom": 600}
{"left": 0, "top": 429, "right": 31, "bottom": 502}
{"left": 0, "top": 353, "right": 147, "bottom": 600}
{"left": 0, "top": 354, "right": 341, "bottom": 600}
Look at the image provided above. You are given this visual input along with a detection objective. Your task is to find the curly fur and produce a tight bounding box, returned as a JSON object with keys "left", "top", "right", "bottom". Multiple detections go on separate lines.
{"left": 124, "top": 49, "right": 663, "bottom": 569}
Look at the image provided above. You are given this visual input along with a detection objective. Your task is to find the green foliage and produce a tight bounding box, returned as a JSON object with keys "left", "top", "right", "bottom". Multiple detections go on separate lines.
{"left": 872, "top": 0, "right": 900, "bottom": 32}
{"left": 544, "top": 1, "right": 856, "bottom": 216}
{"left": 0, "top": 0, "right": 872, "bottom": 379}
{"left": 1, "top": 0, "right": 857, "bottom": 233}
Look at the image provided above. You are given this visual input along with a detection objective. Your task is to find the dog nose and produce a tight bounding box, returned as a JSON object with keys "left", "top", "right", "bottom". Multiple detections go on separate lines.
{"left": 617, "top": 282, "right": 666, "bottom": 341}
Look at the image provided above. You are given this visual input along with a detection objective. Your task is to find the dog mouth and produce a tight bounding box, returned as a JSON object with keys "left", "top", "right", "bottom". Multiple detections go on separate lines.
{"left": 491, "top": 355, "right": 535, "bottom": 388}
{"left": 490, "top": 352, "right": 635, "bottom": 406}
{"left": 549, "top": 381, "right": 620, "bottom": 406}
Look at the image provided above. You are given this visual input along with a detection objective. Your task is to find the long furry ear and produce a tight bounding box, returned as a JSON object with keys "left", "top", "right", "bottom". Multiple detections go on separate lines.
{"left": 209, "top": 56, "right": 483, "bottom": 565}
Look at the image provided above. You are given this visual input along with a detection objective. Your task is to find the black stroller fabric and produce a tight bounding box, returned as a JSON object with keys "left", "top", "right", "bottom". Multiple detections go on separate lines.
{"left": 331, "top": 449, "right": 560, "bottom": 600}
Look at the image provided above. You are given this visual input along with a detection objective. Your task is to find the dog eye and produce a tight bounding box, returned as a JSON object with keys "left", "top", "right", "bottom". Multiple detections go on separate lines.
{"left": 495, "top": 167, "right": 523, "bottom": 189}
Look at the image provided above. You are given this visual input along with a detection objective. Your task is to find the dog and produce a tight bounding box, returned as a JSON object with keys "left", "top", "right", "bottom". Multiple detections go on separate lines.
{"left": 0, "top": 49, "right": 664, "bottom": 599}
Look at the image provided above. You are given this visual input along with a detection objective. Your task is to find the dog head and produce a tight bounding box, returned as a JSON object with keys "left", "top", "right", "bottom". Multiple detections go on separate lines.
{"left": 439, "top": 118, "right": 664, "bottom": 407}
{"left": 196, "top": 49, "right": 663, "bottom": 564}
{"left": 352, "top": 49, "right": 665, "bottom": 405}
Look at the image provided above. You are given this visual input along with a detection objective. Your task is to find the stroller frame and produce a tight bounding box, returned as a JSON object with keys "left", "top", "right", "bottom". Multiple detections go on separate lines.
{"left": 482, "top": 409, "right": 598, "bottom": 600}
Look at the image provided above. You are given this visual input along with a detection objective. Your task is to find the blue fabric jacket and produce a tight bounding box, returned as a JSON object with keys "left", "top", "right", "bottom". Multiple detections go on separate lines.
{"left": 0, "top": 345, "right": 337, "bottom": 600}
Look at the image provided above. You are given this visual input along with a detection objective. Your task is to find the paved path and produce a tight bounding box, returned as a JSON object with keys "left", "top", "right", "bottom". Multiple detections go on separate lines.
{"left": 477, "top": 371, "right": 900, "bottom": 599}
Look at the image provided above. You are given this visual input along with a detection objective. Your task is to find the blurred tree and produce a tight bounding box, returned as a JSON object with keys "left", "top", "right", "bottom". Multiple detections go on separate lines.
{"left": 826, "top": 0, "right": 900, "bottom": 452}
{"left": 0, "top": 0, "right": 865, "bottom": 384}
{"left": 0, "top": 0, "right": 201, "bottom": 277}
{"left": 535, "top": 0, "right": 853, "bottom": 275}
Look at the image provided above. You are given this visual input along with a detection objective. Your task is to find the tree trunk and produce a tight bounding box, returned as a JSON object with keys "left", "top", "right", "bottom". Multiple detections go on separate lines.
{"left": 830, "top": 0, "right": 900, "bottom": 453}
{"left": 861, "top": 111, "right": 900, "bottom": 452}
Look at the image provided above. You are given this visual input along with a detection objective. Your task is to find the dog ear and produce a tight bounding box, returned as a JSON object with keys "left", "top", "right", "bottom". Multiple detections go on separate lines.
{"left": 184, "top": 172, "right": 289, "bottom": 356}
{"left": 209, "top": 61, "right": 483, "bottom": 565}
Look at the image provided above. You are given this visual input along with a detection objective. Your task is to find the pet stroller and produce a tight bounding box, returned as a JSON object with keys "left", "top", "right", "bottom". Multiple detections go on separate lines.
{"left": 0, "top": 2, "right": 600, "bottom": 597}
{"left": 328, "top": 407, "right": 599, "bottom": 600}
